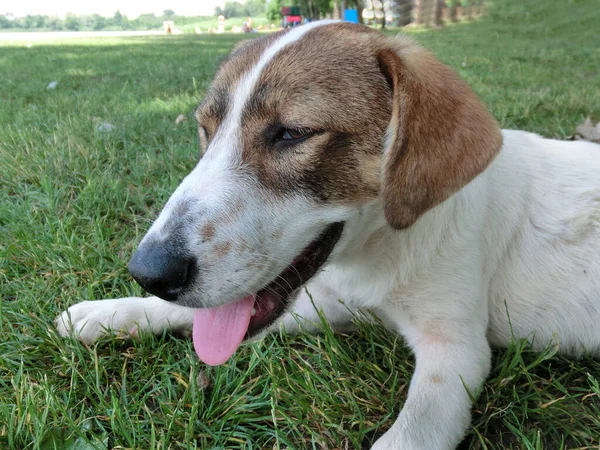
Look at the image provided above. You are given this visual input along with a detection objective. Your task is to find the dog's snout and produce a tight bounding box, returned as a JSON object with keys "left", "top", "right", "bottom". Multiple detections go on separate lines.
{"left": 128, "top": 241, "right": 196, "bottom": 301}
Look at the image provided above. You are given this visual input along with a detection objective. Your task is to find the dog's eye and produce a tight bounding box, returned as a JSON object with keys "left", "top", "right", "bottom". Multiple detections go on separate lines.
{"left": 281, "top": 128, "right": 307, "bottom": 140}
{"left": 274, "top": 127, "right": 312, "bottom": 147}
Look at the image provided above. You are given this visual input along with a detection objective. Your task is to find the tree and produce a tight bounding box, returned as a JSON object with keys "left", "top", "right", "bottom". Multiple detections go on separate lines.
{"left": 245, "top": 0, "right": 266, "bottom": 16}
{"left": 113, "top": 10, "right": 123, "bottom": 24}
{"left": 163, "top": 9, "right": 175, "bottom": 17}
{"left": 0, "top": 15, "right": 13, "bottom": 29}
{"left": 134, "top": 13, "right": 161, "bottom": 30}
{"left": 333, "top": 0, "right": 341, "bottom": 19}
{"left": 46, "top": 16, "right": 63, "bottom": 30}
{"left": 434, "top": 0, "right": 443, "bottom": 26}
{"left": 293, "top": 0, "right": 334, "bottom": 19}
{"left": 392, "top": 0, "right": 413, "bottom": 26}
{"left": 447, "top": 0, "right": 458, "bottom": 22}
{"left": 25, "top": 15, "right": 47, "bottom": 28}
{"left": 90, "top": 14, "right": 106, "bottom": 30}
{"left": 23, "top": 15, "right": 35, "bottom": 29}
{"left": 464, "top": 0, "right": 474, "bottom": 20}
{"left": 266, "top": 0, "right": 282, "bottom": 20}
{"left": 109, "top": 10, "right": 132, "bottom": 29}
{"left": 416, "top": 0, "right": 430, "bottom": 24}
{"left": 64, "top": 13, "right": 81, "bottom": 30}
{"left": 222, "top": 1, "right": 246, "bottom": 18}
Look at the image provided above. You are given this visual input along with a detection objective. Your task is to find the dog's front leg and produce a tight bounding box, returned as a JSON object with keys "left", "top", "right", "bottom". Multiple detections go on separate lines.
{"left": 372, "top": 295, "right": 491, "bottom": 450}
{"left": 279, "top": 279, "right": 357, "bottom": 335}
{"left": 56, "top": 297, "right": 195, "bottom": 344}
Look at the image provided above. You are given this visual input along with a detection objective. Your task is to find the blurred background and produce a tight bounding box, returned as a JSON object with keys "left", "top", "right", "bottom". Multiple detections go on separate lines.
{"left": 0, "top": 0, "right": 486, "bottom": 35}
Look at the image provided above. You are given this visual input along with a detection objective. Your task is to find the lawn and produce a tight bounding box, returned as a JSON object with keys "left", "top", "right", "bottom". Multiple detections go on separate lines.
{"left": 1, "top": 0, "right": 600, "bottom": 448}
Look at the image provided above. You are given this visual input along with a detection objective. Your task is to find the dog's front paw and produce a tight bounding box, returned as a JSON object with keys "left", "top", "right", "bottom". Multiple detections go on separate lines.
{"left": 56, "top": 298, "right": 147, "bottom": 344}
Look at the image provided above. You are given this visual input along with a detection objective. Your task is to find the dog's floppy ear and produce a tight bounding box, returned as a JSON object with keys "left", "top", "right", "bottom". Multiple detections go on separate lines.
{"left": 377, "top": 41, "right": 502, "bottom": 229}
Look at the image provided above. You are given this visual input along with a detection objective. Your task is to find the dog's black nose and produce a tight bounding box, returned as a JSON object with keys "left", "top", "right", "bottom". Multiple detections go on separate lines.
{"left": 128, "top": 241, "right": 195, "bottom": 301}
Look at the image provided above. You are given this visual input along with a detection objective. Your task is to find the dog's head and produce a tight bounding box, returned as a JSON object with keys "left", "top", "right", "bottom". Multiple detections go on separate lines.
{"left": 128, "top": 21, "right": 502, "bottom": 364}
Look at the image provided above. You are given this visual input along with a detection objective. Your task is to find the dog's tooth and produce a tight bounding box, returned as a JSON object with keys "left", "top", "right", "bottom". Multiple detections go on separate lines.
{"left": 251, "top": 308, "right": 256, "bottom": 316}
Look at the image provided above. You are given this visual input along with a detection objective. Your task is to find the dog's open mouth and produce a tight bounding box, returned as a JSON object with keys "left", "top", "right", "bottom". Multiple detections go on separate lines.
{"left": 192, "top": 222, "right": 344, "bottom": 366}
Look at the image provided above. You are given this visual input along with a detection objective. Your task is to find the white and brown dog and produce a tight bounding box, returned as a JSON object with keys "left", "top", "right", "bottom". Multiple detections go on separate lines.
{"left": 57, "top": 21, "right": 600, "bottom": 449}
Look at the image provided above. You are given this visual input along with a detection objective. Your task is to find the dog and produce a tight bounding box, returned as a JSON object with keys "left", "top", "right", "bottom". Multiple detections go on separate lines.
{"left": 56, "top": 21, "right": 600, "bottom": 449}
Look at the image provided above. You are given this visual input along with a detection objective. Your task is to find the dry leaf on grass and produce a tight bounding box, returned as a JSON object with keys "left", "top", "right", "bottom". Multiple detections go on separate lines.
{"left": 196, "top": 370, "right": 210, "bottom": 390}
{"left": 175, "top": 114, "right": 187, "bottom": 125}
{"left": 570, "top": 117, "right": 600, "bottom": 143}
{"left": 97, "top": 122, "right": 115, "bottom": 132}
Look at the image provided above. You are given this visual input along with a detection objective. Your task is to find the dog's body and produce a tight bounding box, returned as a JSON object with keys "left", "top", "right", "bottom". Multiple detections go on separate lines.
{"left": 57, "top": 21, "right": 600, "bottom": 449}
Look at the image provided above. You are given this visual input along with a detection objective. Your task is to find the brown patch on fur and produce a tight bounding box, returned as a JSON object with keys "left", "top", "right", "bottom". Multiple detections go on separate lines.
{"left": 270, "top": 229, "right": 283, "bottom": 241}
{"left": 377, "top": 42, "right": 502, "bottom": 229}
{"left": 236, "top": 238, "right": 248, "bottom": 255}
{"left": 213, "top": 241, "right": 232, "bottom": 258}
{"left": 246, "top": 259, "right": 261, "bottom": 269}
{"left": 358, "top": 152, "right": 382, "bottom": 194}
{"left": 201, "top": 223, "right": 216, "bottom": 241}
{"left": 227, "top": 200, "right": 245, "bottom": 222}
{"left": 212, "top": 200, "right": 245, "bottom": 228}
{"left": 430, "top": 374, "right": 444, "bottom": 384}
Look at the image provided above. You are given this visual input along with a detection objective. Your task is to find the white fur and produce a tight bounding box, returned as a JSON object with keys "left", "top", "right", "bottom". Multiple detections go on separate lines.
{"left": 57, "top": 130, "right": 600, "bottom": 449}
{"left": 56, "top": 24, "right": 600, "bottom": 450}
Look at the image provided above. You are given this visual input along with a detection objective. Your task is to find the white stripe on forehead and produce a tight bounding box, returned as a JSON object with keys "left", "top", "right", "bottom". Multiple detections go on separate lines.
{"left": 198, "top": 21, "right": 339, "bottom": 174}
{"left": 228, "top": 20, "right": 340, "bottom": 128}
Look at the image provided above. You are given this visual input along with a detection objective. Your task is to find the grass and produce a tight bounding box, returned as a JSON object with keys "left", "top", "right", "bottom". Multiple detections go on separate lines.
{"left": 1, "top": 0, "right": 600, "bottom": 448}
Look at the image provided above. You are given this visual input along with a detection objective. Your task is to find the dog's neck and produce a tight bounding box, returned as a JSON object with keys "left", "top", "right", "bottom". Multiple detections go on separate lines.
{"left": 328, "top": 194, "right": 460, "bottom": 293}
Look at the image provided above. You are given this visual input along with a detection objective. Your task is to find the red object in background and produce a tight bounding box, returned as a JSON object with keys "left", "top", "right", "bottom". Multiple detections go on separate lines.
{"left": 286, "top": 15, "right": 302, "bottom": 23}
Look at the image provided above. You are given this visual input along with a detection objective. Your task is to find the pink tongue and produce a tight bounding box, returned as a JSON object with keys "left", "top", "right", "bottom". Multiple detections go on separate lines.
{"left": 192, "top": 295, "right": 255, "bottom": 366}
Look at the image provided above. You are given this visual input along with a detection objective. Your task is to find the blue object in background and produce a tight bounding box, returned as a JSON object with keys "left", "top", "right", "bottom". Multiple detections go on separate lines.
{"left": 343, "top": 9, "right": 359, "bottom": 23}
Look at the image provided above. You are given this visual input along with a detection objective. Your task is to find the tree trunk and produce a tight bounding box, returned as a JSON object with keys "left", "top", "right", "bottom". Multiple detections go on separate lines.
{"left": 417, "top": 0, "right": 431, "bottom": 25}
{"left": 433, "top": 0, "right": 443, "bottom": 27}
{"left": 448, "top": 0, "right": 458, "bottom": 22}
{"left": 333, "top": 0, "right": 341, "bottom": 19}
{"left": 393, "top": 0, "right": 413, "bottom": 26}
